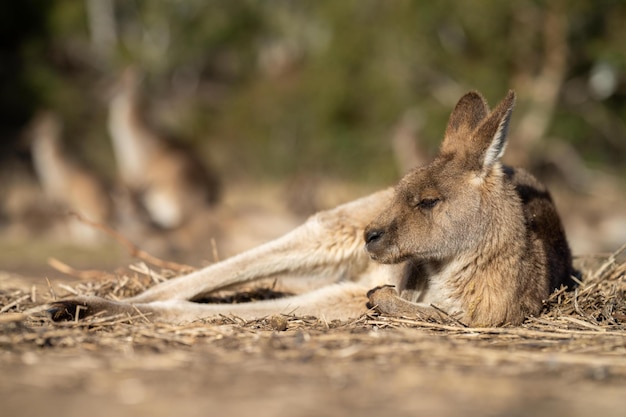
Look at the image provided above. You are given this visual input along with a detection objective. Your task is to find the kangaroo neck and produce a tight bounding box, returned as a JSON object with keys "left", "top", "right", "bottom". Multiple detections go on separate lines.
{"left": 108, "top": 92, "right": 158, "bottom": 183}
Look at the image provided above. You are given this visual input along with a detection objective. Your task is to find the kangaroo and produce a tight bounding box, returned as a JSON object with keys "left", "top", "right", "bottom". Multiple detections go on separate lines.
{"left": 108, "top": 68, "right": 220, "bottom": 230}
{"left": 49, "top": 90, "right": 574, "bottom": 327}
{"left": 29, "top": 111, "right": 113, "bottom": 243}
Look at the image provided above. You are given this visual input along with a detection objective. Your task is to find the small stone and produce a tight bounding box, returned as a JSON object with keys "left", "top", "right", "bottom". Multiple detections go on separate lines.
{"left": 268, "top": 315, "right": 288, "bottom": 331}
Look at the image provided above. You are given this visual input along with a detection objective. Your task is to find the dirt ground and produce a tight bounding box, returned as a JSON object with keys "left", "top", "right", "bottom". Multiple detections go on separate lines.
{"left": 2, "top": 332, "right": 626, "bottom": 417}
{"left": 1, "top": 247, "right": 626, "bottom": 417}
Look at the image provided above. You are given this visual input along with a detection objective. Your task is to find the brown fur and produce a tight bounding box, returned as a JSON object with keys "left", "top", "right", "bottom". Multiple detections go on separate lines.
{"left": 49, "top": 90, "right": 573, "bottom": 327}
{"left": 365, "top": 90, "right": 573, "bottom": 326}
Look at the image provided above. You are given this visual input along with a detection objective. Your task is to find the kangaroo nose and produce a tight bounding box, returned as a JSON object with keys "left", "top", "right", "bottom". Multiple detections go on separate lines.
{"left": 365, "top": 228, "right": 384, "bottom": 244}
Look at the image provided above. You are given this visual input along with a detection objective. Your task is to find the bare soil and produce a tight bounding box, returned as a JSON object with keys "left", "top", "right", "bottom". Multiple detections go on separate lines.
{"left": 1, "top": 247, "right": 625, "bottom": 417}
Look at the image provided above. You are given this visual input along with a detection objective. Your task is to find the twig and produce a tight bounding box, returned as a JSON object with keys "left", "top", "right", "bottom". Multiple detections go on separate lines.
{"left": 591, "top": 242, "right": 626, "bottom": 281}
{"left": 210, "top": 237, "right": 220, "bottom": 263}
{"left": 0, "top": 295, "right": 31, "bottom": 313}
{"left": 430, "top": 303, "right": 468, "bottom": 328}
{"left": 46, "top": 277, "right": 56, "bottom": 300}
{"left": 48, "top": 257, "right": 113, "bottom": 280}
{"left": 128, "top": 262, "right": 166, "bottom": 285}
{"left": 68, "top": 211, "right": 195, "bottom": 273}
{"left": 382, "top": 316, "right": 472, "bottom": 332}
{"left": 546, "top": 285, "right": 569, "bottom": 302}
{"left": 0, "top": 312, "right": 26, "bottom": 323}
{"left": 560, "top": 316, "right": 605, "bottom": 332}
{"left": 131, "top": 304, "right": 153, "bottom": 324}
{"left": 74, "top": 304, "right": 87, "bottom": 323}
{"left": 573, "top": 288, "right": 585, "bottom": 318}
{"left": 570, "top": 274, "right": 584, "bottom": 287}
{"left": 57, "top": 284, "right": 79, "bottom": 295}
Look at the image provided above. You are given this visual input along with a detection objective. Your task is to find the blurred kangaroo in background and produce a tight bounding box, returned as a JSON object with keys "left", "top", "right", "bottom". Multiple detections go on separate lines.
{"left": 108, "top": 68, "right": 220, "bottom": 230}
{"left": 29, "top": 111, "right": 113, "bottom": 243}
{"left": 50, "top": 90, "right": 574, "bottom": 327}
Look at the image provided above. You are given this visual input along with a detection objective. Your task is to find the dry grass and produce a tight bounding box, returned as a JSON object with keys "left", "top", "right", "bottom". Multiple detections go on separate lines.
{"left": 1, "top": 244, "right": 625, "bottom": 383}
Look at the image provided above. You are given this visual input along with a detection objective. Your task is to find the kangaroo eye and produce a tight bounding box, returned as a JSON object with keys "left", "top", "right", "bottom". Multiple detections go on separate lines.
{"left": 417, "top": 198, "right": 440, "bottom": 209}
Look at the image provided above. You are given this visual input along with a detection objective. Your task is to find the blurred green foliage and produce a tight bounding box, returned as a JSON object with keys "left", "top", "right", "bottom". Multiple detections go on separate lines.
{"left": 1, "top": 0, "right": 625, "bottom": 184}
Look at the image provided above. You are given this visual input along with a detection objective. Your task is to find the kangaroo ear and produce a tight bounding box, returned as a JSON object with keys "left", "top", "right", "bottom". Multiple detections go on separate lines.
{"left": 471, "top": 90, "right": 515, "bottom": 171}
{"left": 441, "top": 91, "right": 489, "bottom": 154}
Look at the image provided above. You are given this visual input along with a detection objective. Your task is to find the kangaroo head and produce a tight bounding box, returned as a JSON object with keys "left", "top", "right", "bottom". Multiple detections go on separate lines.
{"left": 365, "top": 90, "right": 516, "bottom": 264}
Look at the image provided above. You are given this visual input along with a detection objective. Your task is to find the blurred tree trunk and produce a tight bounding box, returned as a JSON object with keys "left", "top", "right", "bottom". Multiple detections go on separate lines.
{"left": 508, "top": 1, "right": 568, "bottom": 165}
{"left": 507, "top": 1, "right": 592, "bottom": 188}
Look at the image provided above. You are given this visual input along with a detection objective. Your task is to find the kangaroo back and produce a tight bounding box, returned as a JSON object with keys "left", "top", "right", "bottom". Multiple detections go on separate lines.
{"left": 365, "top": 90, "right": 573, "bottom": 326}
{"left": 507, "top": 166, "right": 574, "bottom": 292}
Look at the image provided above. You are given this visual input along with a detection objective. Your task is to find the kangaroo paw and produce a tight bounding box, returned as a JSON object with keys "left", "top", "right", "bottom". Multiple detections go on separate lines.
{"left": 367, "top": 285, "right": 401, "bottom": 313}
{"left": 367, "top": 285, "right": 437, "bottom": 319}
